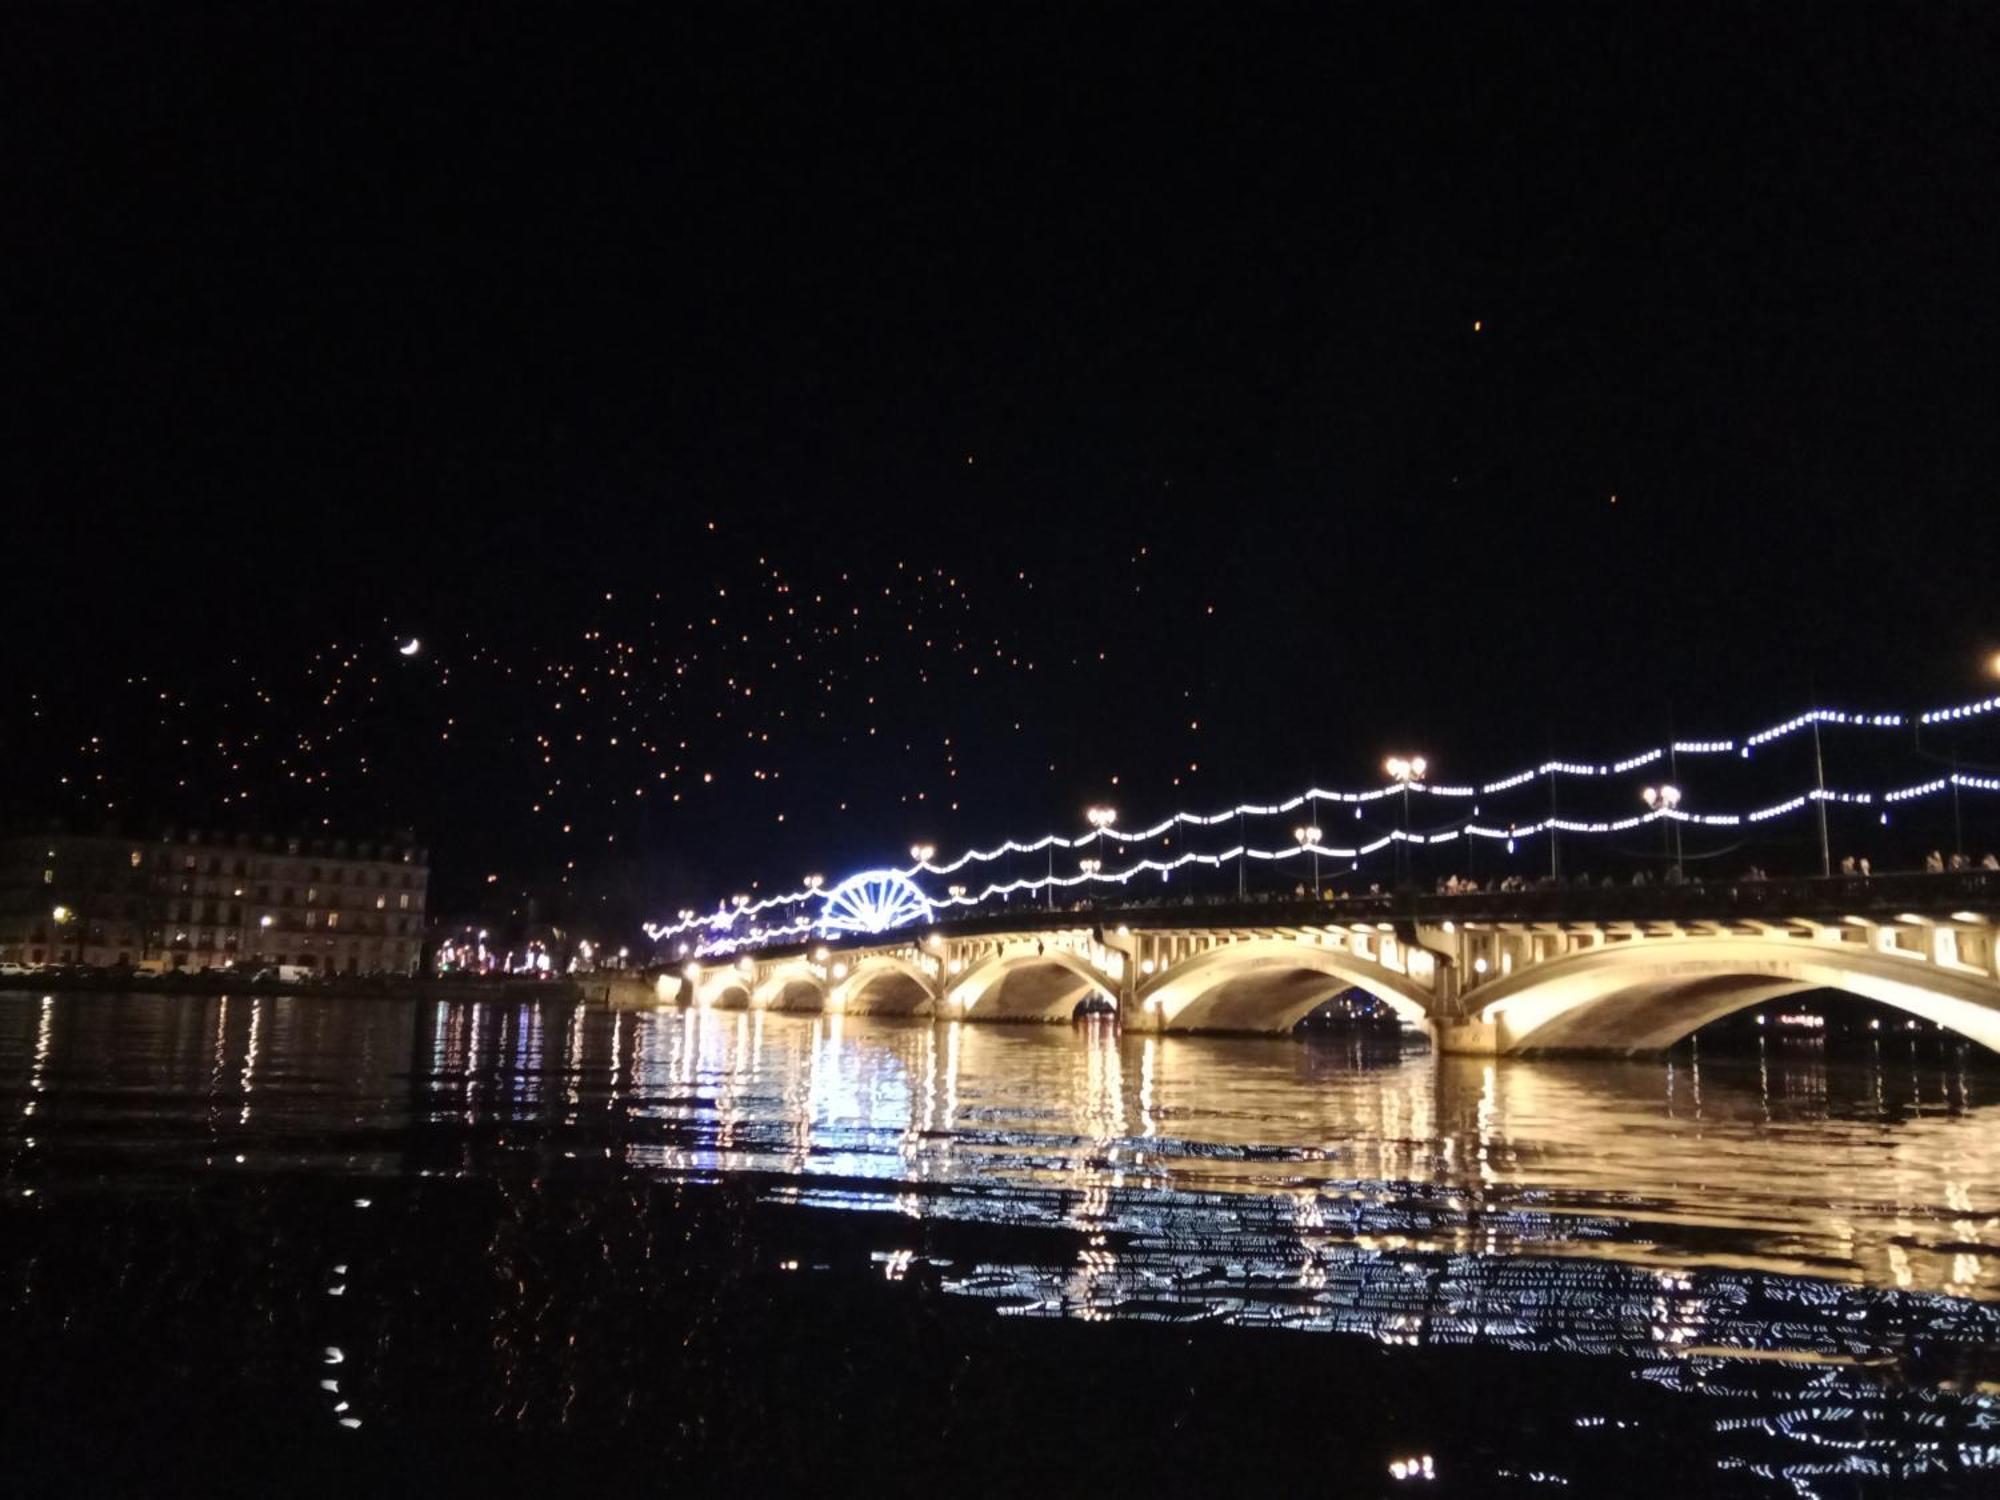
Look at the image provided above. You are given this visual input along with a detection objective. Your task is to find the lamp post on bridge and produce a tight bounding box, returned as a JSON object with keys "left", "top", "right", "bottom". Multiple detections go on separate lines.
{"left": 1810, "top": 720, "right": 1832, "bottom": 877}
{"left": 1294, "top": 823, "right": 1324, "bottom": 896}
{"left": 1384, "top": 755, "right": 1427, "bottom": 889}
{"left": 1908, "top": 654, "right": 2000, "bottom": 866}
{"left": 1084, "top": 805, "right": 1115, "bottom": 913}
{"left": 1640, "top": 783, "right": 1683, "bottom": 879}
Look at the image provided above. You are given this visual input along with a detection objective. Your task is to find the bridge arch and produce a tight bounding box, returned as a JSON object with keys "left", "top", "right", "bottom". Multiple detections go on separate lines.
{"left": 1137, "top": 938, "right": 1437, "bottom": 1035}
{"left": 695, "top": 970, "right": 753, "bottom": 1010}
{"left": 752, "top": 967, "right": 828, "bottom": 1013}
{"left": 946, "top": 950, "right": 1118, "bottom": 1023}
{"left": 1473, "top": 935, "right": 2000, "bottom": 1054}
{"left": 828, "top": 953, "right": 938, "bottom": 1017}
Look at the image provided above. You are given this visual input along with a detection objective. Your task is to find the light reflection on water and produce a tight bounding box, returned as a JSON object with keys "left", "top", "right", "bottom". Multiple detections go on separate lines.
{"left": 9, "top": 991, "right": 2000, "bottom": 1494}
{"left": 4, "top": 993, "right": 1999, "bottom": 1301}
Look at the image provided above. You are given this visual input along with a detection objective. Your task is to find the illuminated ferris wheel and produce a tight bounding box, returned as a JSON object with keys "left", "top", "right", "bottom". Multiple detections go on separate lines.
{"left": 817, "top": 870, "right": 934, "bottom": 936}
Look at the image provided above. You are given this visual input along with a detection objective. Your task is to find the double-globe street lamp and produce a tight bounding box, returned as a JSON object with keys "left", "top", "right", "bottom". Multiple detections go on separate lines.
{"left": 1293, "top": 824, "right": 1324, "bottom": 895}
{"left": 1085, "top": 806, "right": 1116, "bottom": 906}
{"left": 1640, "top": 783, "right": 1683, "bottom": 878}
{"left": 1384, "top": 755, "right": 1428, "bottom": 888}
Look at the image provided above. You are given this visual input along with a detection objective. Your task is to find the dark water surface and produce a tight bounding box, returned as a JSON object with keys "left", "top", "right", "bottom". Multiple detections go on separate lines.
{"left": 4, "top": 992, "right": 2000, "bottom": 1496}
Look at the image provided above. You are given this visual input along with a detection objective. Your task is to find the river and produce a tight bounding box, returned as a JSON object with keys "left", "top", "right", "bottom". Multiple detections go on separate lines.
{"left": 3, "top": 990, "right": 1998, "bottom": 1495}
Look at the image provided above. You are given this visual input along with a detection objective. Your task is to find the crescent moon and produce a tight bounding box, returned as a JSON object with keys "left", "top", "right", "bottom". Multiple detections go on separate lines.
{"left": 398, "top": 638, "right": 421, "bottom": 656}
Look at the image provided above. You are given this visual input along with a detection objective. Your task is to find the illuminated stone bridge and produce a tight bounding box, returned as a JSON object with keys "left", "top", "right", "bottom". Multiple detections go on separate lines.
{"left": 627, "top": 871, "right": 2000, "bottom": 1056}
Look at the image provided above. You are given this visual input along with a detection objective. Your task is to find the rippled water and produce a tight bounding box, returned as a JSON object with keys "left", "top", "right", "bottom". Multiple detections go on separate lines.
{"left": 4, "top": 990, "right": 2000, "bottom": 1495}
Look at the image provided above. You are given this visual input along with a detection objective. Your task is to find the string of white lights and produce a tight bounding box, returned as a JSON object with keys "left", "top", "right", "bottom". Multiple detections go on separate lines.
{"left": 642, "top": 770, "right": 1999, "bottom": 947}
{"left": 1920, "top": 694, "right": 2000, "bottom": 726}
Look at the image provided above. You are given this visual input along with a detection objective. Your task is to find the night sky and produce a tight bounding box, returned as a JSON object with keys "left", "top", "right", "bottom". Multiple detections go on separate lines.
{"left": 6, "top": 5, "right": 1998, "bottom": 925}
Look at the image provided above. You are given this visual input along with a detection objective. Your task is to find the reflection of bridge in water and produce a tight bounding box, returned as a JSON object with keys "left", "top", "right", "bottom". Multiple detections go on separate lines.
{"left": 627, "top": 871, "right": 2000, "bottom": 1056}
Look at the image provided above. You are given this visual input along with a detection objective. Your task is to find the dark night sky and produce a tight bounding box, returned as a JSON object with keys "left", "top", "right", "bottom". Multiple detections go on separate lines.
{"left": 5, "top": 4, "right": 1998, "bottom": 919}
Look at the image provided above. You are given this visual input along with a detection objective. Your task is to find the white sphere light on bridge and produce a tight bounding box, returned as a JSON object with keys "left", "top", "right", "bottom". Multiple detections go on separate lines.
{"left": 638, "top": 693, "right": 2000, "bottom": 949}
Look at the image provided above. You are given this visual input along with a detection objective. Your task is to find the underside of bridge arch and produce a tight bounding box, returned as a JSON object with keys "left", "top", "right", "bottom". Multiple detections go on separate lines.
{"left": 1142, "top": 945, "right": 1435, "bottom": 1036}
{"left": 1477, "top": 938, "right": 2000, "bottom": 1056}
{"left": 756, "top": 976, "right": 828, "bottom": 1013}
{"left": 702, "top": 980, "right": 752, "bottom": 1011}
{"left": 833, "top": 963, "right": 936, "bottom": 1017}
{"left": 950, "top": 955, "right": 1116, "bottom": 1023}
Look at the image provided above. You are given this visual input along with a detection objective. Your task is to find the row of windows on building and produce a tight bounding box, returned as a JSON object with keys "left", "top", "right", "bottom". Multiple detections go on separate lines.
{"left": 158, "top": 890, "right": 418, "bottom": 920}
{"left": 19, "top": 910, "right": 420, "bottom": 943}
{"left": 159, "top": 831, "right": 423, "bottom": 862}
{"left": 39, "top": 853, "right": 425, "bottom": 889}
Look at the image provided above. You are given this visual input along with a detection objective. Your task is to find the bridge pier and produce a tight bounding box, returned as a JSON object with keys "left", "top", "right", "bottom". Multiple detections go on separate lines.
{"left": 1433, "top": 1017, "right": 1499, "bottom": 1055}
{"left": 1120, "top": 987, "right": 1163, "bottom": 1034}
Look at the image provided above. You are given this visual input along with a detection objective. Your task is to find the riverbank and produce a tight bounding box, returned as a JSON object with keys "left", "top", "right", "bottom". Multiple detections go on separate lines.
{"left": 0, "top": 969, "right": 610, "bottom": 1005}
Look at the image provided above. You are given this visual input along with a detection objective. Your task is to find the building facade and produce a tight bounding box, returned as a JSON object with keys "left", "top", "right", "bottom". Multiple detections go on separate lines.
{"left": 0, "top": 830, "right": 428, "bottom": 975}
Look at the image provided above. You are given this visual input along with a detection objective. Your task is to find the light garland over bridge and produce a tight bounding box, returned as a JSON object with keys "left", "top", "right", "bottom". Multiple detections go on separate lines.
{"left": 644, "top": 695, "right": 2000, "bottom": 954}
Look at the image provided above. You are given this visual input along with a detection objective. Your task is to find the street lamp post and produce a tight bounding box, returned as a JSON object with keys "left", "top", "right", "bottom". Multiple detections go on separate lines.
{"left": 1546, "top": 764, "right": 1560, "bottom": 879}
{"left": 1086, "top": 805, "right": 1117, "bottom": 868}
{"left": 1640, "top": 784, "right": 1683, "bottom": 878}
{"left": 1909, "top": 653, "right": 2000, "bottom": 861}
{"left": 1078, "top": 856, "right": 1101, "bottom": 910}
{"left": 1294, "top": 824, "right": 1324, "bottom": 895}
{"left": 1083, "top": 804, "right": 1117, "bottom": 916}
{"left": 1384, "top": 755, "right": 1428, "bottom": 889}
{"left": 1810, "top": 719, "right": 1832, "bottom": 877}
